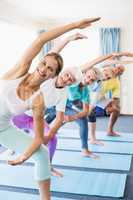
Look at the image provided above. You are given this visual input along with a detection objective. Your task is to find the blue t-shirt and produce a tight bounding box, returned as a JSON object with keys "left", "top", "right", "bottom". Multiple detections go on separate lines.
{"left": 88, "top": 81, "right": 102, "bottom": 92}
{"left": 68, "top": 83, "right": 90, "bottom": 104}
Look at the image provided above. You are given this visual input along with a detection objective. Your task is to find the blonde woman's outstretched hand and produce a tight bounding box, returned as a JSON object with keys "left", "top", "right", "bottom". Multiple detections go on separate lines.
{"left": 8, "top": 155, "right": 27, "bottom": 166}
{"left": 74, "top": 17, "right": 101, "bottom": 29}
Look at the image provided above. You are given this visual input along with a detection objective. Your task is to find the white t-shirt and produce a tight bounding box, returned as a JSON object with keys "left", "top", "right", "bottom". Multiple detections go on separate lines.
{"left": 40, "top": 78, "right": 68, "bottom": 112}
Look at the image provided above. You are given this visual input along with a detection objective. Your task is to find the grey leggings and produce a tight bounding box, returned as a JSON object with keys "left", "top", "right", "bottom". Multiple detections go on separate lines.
{"left": 0, "top": 126, "right": 51, "bottom": 181}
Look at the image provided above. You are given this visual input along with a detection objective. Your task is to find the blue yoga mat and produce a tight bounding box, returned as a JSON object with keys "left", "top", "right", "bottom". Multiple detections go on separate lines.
{"left": 0, "top": 149, "right": 131, "bottom": 171}
{"left": 57, "top": 138, "right": 133, "bottom": 154}
{"left": 53, "top": 150, "right": 131, "bottom": 171}
{"left": 58, "top": 128, "right": 133, "bottom": 142}
{"left": 0, "top": 191, "right": 39, "bottom": 200}
{"left": 0, "top": 164, "right": 126, "bottom": 198}
{"left": 0, "top": 191, "right": 69, "bottom": 200}
{"left": 94, "top": 131, "right": 133, "bottom": 142}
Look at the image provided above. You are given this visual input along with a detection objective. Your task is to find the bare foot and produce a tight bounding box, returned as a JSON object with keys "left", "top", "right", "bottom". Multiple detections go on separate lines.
{"left": 82, "top": 150, "right": 99, "bottom": 159}
{"left": 51, "top": 168, "right": 63, "bottom": 177}
{"left": 107, "top": 131, "right": 121, "bottom": 137}
{"left": 90, "top": 139, "right": 104, "bottom": 146}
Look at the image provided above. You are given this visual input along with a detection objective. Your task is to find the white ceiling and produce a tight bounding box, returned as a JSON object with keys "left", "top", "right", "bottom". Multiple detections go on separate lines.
{"left": 0, "top": 0, "right": 132, "bottom": 29}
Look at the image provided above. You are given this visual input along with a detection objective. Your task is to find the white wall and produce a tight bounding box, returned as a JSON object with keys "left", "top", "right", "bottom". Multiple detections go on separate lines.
{"left": 57, "top": 28, "right": 100, "bottom": 68}
{"left": 120, "top": 27, "right": 133, "bottom": 114}
{"left": 0, "top": 21, "right": 36, "bottom": 76}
